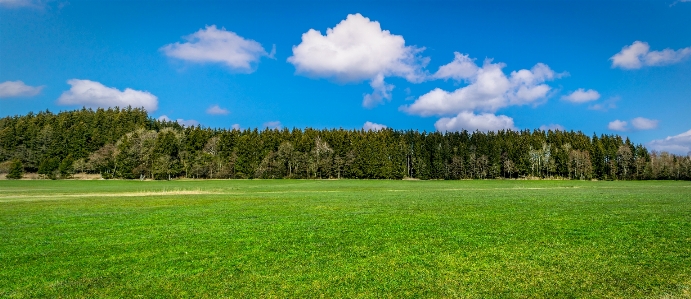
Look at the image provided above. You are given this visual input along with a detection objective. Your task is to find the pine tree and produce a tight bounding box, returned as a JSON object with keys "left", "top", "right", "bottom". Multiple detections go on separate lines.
{"left": 7, "top": 159, "right": 24, "bottom": 179}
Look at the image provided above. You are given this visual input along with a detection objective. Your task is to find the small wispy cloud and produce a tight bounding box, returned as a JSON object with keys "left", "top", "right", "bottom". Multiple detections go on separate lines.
{"left": 158, "top": 115, "right": 199, "bottom": 127}
{"left": 588, "top": 96, "right": 619, "bottom": 111}
{"left": 363, "top": 121, "right": 387, "bottom": 131}
{"left": 670, "top": 0, "right": 690, "bottom": 7}
{"left": 539, "top": 124, "right": 565, "bottom": 131}
{"left": 631, "top": 117, "right": 658, "bottom": 130}
{"left": 647, "top": 129, "right": 691, "bottom": 155}
{"left": 263, "top": 121, "right": 281, "bottom": 129}
{"left": 562, "top": 88, "right": 600, "bottom": 103}
{"left": 0, "top": 80, "right": 44, "bottom": 98}
{"left": 0, "top": 0, "right": 63, "bottom": 9}
{"left": 608, "top": 117, "right": 658, "bottom": 132}
{"left": 206, "top": 104, "right": 229, "bottom": 115}
{"left": 608, "top": 120, "right": 628, "bottom": 132}
{"left": 0, "top": 0, "right": 37, "bottom": 8}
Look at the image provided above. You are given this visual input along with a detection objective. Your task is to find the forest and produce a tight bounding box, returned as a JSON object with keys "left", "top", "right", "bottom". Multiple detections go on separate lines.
{"left": 0, "top": 107, "right": 689, "bottom": 180}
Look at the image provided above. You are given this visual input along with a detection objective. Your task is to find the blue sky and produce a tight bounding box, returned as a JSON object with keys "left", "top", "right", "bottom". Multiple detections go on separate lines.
{"left": 1, "top": 0, "right": 690, "bottom": 154}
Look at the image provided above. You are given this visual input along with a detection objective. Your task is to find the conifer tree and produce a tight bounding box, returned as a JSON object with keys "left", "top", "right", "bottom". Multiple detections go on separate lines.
{"left": 7, "top": 159, "right": 24, "bottom": 179}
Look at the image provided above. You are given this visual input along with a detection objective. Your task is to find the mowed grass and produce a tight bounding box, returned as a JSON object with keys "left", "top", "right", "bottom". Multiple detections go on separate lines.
{"left": 1, "top": 180, "right": 690, "bottom": 298}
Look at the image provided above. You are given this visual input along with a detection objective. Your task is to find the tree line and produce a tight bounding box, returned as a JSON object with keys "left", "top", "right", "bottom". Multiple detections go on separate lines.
{"left": 1, "top": 107, "right": 689, "bottom": 180}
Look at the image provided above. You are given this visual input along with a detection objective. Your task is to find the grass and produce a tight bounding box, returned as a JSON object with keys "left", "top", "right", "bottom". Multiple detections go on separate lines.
{"left": 1, "top": 179, "right": 690, "bottom": 298}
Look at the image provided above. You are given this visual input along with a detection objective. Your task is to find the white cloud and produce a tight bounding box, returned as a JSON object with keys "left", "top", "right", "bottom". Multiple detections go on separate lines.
{"left": 631, "top": 117, "right": 658, "bottom": 130}
{"left": 363, "top": 121, "right": 387, "bottom": 131}
{"left": 403, "top": 62, "right": 507, "bottom": 116}
{"left": 287, "top": 13, "right": 428, "bottom": 107}
{"left": 288, "top": 13, "right": 427, "bottom": 82}
{"left": 608, "top": 120, "right": 628, "bottom": 131}
{"left": 508, "top": 63, "right": 560, "bottom": 106}
{"left": 435, "top": 111, "right": 515, "bottom": 132}
{"left": 57, "top": 79, "right": 158, "bottom": 111}
{"left": 539, "top": 124, "right": 565, "bottom": 131}
{"left": 403, "top": 59, "right": 558, "bottom": 116}
{"left": 433, "top": 52, "right": 478, "bottom": 81}
{"left": 206, "top": 104, "right": 229, "bottom": 115}
{"left": 362, "top": 74, "right": 395, "bottom": 108}
{"left": 588, "top": 96, "right": 619, "bottom": 111}
{"left": 157, "top": 115, "right": 199, "bottom": 127}
{"left": 177, "top": 119, "right": 199, "bottom": 127}
{"left": 607, "top": 117, "right": 658, "bottom": 132}
{"left": 263, "top": 121, "right": 281, "bottom": 129}
{"left": 231, "top": 124, "right": 241, "bottom": 130}
{"left": 611, "top": 41, "right": 691, "bottom": 69}
{"left": 562, "top": 88, "right": 600, "bottom": 103}
{"left": 647, "top": 129, "right": 691, "bottom": 155}
{"left": 671, "top": 0, "right": 691, "bottom": 7}
{"left": 0, "top": 0, "right": 42, "bottom": 8}
{"left": 0, "top": 80, "right": 44, "bottom": 98}
{"left": 611, "top": 41, "right": 649, "bottom": 69}
{"left": 0, "top": 0, "right": 28, "bottom": 6}
{"left": 161, "top": 25, "right": 270, "bottom": 73}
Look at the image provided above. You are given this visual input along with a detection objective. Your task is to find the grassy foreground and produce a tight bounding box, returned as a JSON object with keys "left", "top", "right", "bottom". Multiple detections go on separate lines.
{"left": 1, "top": 180, "right": 690, "bottom": 298}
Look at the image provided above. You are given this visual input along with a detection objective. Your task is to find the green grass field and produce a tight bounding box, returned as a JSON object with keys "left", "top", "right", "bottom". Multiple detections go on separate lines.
{"left": 1, "top": 180, "right": 690, "bottom": 298}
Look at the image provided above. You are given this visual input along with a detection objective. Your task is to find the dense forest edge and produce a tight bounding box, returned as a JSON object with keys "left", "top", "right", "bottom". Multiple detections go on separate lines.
{"left": 0, "top": 107, "right": 689, "bottom": 180}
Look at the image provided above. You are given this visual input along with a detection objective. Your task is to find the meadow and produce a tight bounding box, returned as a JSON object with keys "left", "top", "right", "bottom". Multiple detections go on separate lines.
{"left": 1, "top": 179, "right": 690, "bottom": 298}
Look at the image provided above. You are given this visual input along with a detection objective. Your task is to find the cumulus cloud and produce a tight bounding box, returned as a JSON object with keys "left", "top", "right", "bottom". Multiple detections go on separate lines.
{"left": 263, "top": 121, "right": 281, "bottom": 129}
{"left": 433, "top": 52, "right": 478, "bottom": 81}
{"left": 57, "top": 79, "right": 158, "bottom": 111}
{"left": 608, "top": 120, "right": 628, "bottom": 131}
{"left": 231, "top": 124, "right": 241, "bottom": 130}
{"left": 403, "top": 59, "right": 559, "bottom": 116}
{"left": 608, "top": 117, "right": 658, "bottom": 132}
{"left": 0, "top": 80, "right": 44, "bottom": 98}
{"left": 161, "top": 25, "right": 271, "bottom": 72}
{"left": 157, "top": 115, "right": 199, "bottom": 127}
{"left": 363, "top": 121, "right": 387, "bottom": 131}
{"left": 631, "top": 117, "right": 659, "bottom": 130}
{"left": 206, "top": 104, "right": 229, "bottom": 115}
{"left": 562, "top": 88, "right": 600, "bottom": 103}
{"left": 435, "top": 111, "right": 515, "bottom": 132}
{"left": 287, "top": 13, "right": 428, "bottom": 107}
{"left": 611, "top": 41, "right": 691, "bottom": 69}
{"left": 403, "top": 62, "right": 507, "bottom": 116}
{"left": 539, "top": 124, "right": 565, "bottom": 131}
{"left": 508, "top": 63, "right": 559, "bottom": 105}
{"left": 647, "top": 129, "right": 691, "bottom": 155}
